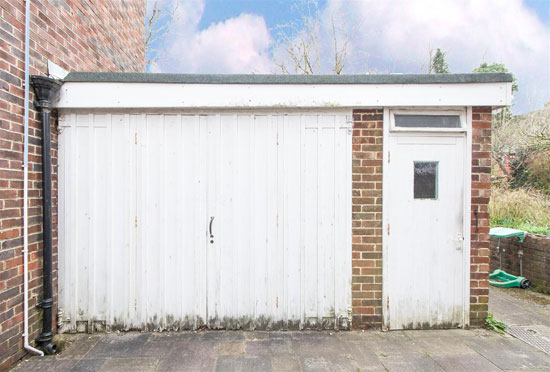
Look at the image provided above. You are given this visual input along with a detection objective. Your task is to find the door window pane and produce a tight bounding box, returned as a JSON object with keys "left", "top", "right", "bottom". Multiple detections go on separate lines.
{"left": 414, "top": 161, "right": 438, "bottom": 199}
{"left": 395, "top": 115, "right": 461, "bottom": 128}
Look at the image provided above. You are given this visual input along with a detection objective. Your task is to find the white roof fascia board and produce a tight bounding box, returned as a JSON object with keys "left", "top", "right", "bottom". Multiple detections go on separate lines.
{"left": 55, "top": 82, "right": 512, "bottom": 109}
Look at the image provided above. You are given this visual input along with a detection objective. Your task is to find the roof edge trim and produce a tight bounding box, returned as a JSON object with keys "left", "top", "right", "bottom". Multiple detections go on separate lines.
{"left": 63, "top": 72, "right": 513, "bottom": 85}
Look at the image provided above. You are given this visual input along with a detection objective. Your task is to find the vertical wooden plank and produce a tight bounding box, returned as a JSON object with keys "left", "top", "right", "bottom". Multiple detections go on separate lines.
{"left": 135, "top": 114, "right": 147, "bottom": 327}
{"left": 283, "top": 115, "right": 302, "bottom": 324}
{"left": 104, "top": 113, "right": 113, "bottom": 328}
{"left": 304, "top": 115, "right": 318, "bottom": 321}
{"left": 63, "top": 114, "right": 76, "bottom": 328}
{"left": 87, "top": 114, "right": 95, "bottom": 329}
{"left": 249, "top": 115, "right": 257, "bottom": 328}
{"left": 236, "top": 115, "right": 252, "bottom": 327}
{"left": 127, "top": 114, "right": 137, "bottom": 328}
{"left": 92, "top": 114, "right": 108, "bottom": 323}
{"left": 57, "top": 114, "right": 66, "bottom": 329}
{"left": 253, "top": 115, "right": 268, "bottom": 324}
{"left": 205, "top": 114, "right": 219, "bottom": 326}
{"left": 279, "top": 115, "right": 287, "bottom": 328}
{"left": 75, "top": 114, "right": 89, "bottom": 327}
{"left": 163, "top": 114, "right": 179, "bottom": 327}
{"left": 319, "top": 115, "right": 336, "bottom": 322}
{"left": 197, "top": 115, "right": 208, "bottom": 327}
{"left": 299, "top": 114, "right": 306, "bottom": 328}
{"left": 333, "top": 115, "right": 351, "bottom": 326}
{"left": 267, "top": 115, "right": 278, "bottom": 327}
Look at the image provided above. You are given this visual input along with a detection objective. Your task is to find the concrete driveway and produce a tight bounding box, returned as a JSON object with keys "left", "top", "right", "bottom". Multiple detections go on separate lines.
{"left": 10, "top": 327, "right": 550, "bottom": 372}
{"left": 11, "top": 288, "right": 550, "bottom": 372}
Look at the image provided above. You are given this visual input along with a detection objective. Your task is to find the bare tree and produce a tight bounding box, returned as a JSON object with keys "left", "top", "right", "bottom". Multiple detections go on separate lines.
{"left": 145, "top": 0, "right": 179, "bottom": 68}
{"left": 492, "top": 102, "right": 550, "bottom": 177}
{"left": 273, "top": 0, "right": 351, "bottom": 75}
{"left": 425, "top": 44, "right": 434, "bottom": 74}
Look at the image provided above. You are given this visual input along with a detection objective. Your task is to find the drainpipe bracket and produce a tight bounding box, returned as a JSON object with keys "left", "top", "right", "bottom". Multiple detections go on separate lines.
{"left": 38, "top": 298, "right": 53, "bottom": 309}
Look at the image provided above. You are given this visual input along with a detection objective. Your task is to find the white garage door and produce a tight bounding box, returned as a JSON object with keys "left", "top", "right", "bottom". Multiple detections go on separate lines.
{"left": 58, "top": 111, "right": 352, "bottom": 332}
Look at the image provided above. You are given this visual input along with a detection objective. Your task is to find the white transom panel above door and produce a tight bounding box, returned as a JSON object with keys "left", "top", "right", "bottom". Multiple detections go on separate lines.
{"left": 57, "top": 111, "right": 352, "bottom": 332}
{"left": 383, "top": 110, "right": 469, "bottom": 330}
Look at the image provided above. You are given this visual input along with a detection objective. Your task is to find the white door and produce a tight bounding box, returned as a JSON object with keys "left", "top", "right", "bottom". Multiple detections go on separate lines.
{"left": 384, "top": 129, "right": 466, "bottom": 330}
{"left": 58, "top": 111, "right": 352, "bottom": 332}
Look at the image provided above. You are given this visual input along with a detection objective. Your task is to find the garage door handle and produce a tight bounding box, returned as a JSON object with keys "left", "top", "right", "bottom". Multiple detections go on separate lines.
{"left": 209, "top": 216, "right": 215, "bottom": 238}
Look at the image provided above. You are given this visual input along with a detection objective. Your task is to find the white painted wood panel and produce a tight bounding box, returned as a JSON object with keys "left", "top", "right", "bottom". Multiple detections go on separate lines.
{"left": 58, "top": 111, "right": 352, "bottom": 331}
{"left": 56, "top": 81, "right": 513, "bottom": 109}
{"left": 383, "top": 128, "right": 466, "bottom": 330}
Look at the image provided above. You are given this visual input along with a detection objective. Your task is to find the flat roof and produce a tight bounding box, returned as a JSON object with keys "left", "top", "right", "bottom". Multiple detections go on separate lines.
{"left": 63, "top": 72, "right": 513, "bottom": 85}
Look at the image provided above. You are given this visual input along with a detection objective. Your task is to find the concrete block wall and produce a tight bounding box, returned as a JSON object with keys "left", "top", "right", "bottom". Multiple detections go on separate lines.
{"left": 490, "top": 234, "right": 550, "bottom": 292}
{"left": 0, "top": 1, "right": 145, "bottom": 369}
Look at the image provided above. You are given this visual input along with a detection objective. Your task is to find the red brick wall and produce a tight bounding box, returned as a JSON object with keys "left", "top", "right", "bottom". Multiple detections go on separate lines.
{"left": 351, "top": 107, "right": 493, "bottom": 329}
{"left": 0, "top": 1, "right": 144, "bottom": 369}
{"left": 351, "top": 109, "right": 383, "bottom": 329}
{"left": 490, "top": 234, "right": 550, "bottom": 292}
{"left": 470, "top": 107, "right": 492, "bottom": 327}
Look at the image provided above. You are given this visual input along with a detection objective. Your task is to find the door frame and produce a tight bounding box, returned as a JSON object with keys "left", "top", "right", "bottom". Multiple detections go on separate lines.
{"left": 381, "top": 107, "right": 472, "bottom": 330}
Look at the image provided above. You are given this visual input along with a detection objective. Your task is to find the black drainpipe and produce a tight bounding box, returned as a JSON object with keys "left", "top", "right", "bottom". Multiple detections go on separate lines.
{"left": 31, "top": 75, "right": 62, "bottom": 355}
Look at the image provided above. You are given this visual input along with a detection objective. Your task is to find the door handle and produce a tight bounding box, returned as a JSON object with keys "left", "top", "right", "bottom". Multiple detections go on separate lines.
{"left": 209, "top": 216, "right": 215, "bottom": 239}
{"left": 456, "top": 232, "right": 464, "bottom": 250}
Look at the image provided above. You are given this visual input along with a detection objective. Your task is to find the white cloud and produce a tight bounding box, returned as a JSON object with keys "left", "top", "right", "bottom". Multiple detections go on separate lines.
{"left": 324, "top": 0, "right": 550, "bottom": 112}
{"left": 153, "top": 0, "right": 549, "bottom": 113}
{"left": 155, "top": 0, "right": 273, "bottom": 74}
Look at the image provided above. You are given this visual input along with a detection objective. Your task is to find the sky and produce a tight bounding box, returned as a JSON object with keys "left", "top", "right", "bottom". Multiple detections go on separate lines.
{"left": 148, "top": 0, "right": 550, "bottom": 114}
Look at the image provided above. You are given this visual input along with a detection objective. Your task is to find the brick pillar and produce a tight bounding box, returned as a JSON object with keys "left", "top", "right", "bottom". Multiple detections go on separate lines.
{"left": 470, "top": 107, "right": 492, "bottom": 326}
{"left": 351, "top": 109, "right": 383, "bottom": 329}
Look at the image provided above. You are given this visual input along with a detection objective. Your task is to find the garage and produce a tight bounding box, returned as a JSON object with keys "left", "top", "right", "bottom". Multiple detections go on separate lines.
{"left": 58, "top": 110, "right": 352, "bottom": 331}
{"left": 52, "top": 72, "right": 513, "bottom": 331}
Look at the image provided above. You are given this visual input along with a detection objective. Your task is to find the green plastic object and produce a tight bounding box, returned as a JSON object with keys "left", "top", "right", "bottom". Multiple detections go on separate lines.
{"left": 489, "top": 227, "right": 526, "bottom": 243}
{"left": 489, "top": 269, "right": 528, "bottom": 288}
{"left": 489, "top": 227, "right": 530, "bottom": 288}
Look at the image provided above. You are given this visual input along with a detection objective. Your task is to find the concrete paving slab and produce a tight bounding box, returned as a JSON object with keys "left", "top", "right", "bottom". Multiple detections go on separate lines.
{"left": 10, "top": 326, "right": 550, "bottom": 372}
{"left": 148, "top": 332, "right": 196, "bottom": 342}
{"left": 244, "top": 340, "right": 271, "bottom": 356}
{"left": 405, "top": 332, "right": 479, "bottom": 355}
{"left": 431, "top": 353, "right": 501, "bottom": 372}
{"left": 270, "top": 355, "right": 301, "bottom": 372}
{"left": 245, "top": 331, "right": 269, "bottom": 340}
{"left": 377, "top": 355, "right": 445, "bottom": 372}
{"left": 135, "top": 338, "right": 178, "bottom": 358}
{"left": 268, "top": 337, "right": 293, "bottom": 355}
{"left": 490, "top": 287, "right": 550, "bottom": 327}
{"left": 292, "top": 337, "right": 346, "bottom": 357}
{"left": 70, "top": 358, "right": 105, "bottom": 372}
{"left": 55, "top": 334, "right": 103, "bottom": 360}
{"left": 217, "top": 340, "right": 245, "bottom": 356}
{"left": 463, "top": 334, "right": 550, "bottom": 370}
{"left": 156, "top": 351, "right": 216, "bottom": 372}
{"left": 11, "top": 358, "right": 76, "bottom": 372}
{"left": 338, "top": 341, "right": 386, "bottom": 372}
{"left": 86, "top": 333, "right": 150, "bottom": 358}
{"left": 215, "top": 355, "right": 272, "bottom": 372}
{"left": 300, "top": 355, "right": 358, "bottom": 372}
{"left": 98, "top": 357, "right": 158, "bottom": 372}
{"left": 199, "top": 331, "right": 245, "bottom": 341}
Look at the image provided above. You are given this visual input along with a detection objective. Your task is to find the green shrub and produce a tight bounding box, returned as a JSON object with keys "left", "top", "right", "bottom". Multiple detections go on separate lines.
{"left": 490, "top": 186, "right": 550, "bottom": 235}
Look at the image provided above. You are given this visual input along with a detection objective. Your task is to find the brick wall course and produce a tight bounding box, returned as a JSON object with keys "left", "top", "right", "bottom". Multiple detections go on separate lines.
{"left": 351, "top": 109, "right": 384, "bottom": 329}
{"left": 469, "top": 107, "right": 493, "bottom": 327}
{"left": 351, "top": 107, "right": 493, "bottom": 329}
{"left": 0, "top": 1, "right": 144, "bottom": 369}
